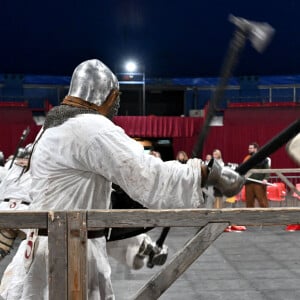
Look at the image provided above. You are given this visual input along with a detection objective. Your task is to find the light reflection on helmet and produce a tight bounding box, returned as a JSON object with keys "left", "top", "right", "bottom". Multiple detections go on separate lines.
{"left": 17, "top": 148, "right": 26, "bottom": 158}
{"left": 24, "top": 143, "right": 33, "bottom": 158}
{"left": 68, "top": 59, "right": 119, "bottom": 107}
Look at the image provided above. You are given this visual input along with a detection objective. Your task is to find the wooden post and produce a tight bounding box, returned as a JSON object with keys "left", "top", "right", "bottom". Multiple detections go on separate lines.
{"left": 48, "top": 211, "right": 68, "bottom": 300}
{"left": 133, "top": 222, "right": 229, "bottom": 300}
{"left": 68, "top": 211, "right": 88, "bottom": 300}
{"left": 213, "top": 197, "right": 223, "bottom": 208}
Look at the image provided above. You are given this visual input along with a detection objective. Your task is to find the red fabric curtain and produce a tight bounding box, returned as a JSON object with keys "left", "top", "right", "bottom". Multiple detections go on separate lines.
{"left": 222, "top": 107, "right": 300, "bottom": 168}
{"left": 114, "top": 116, "right": 204, "bottom": 158}
{"left": 114, "top": 107, "right": 300, "bottom": 168}
{"left": 0, "top": 108, "right": 41, "bottom": 159}
{"left": 1, "top": 108, "right": 299, "bottom": 168}
{"left": 172, "top": 136, "right": 198, "bottom": 158}
{"left": 114, "top": 116, "right": 203, "bottom": 138}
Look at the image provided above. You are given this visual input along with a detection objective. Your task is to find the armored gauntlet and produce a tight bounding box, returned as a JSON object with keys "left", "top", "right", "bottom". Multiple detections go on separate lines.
{"left": 206, "top": 159, "right": 245, "bottom": 197}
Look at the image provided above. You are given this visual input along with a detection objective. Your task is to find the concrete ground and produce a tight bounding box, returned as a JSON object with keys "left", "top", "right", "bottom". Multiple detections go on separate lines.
{"left": 108, "top": 195, "right": 300, "bottom": 299}
{"left": 109, "top": 226, "right": 300, "bottom": 300}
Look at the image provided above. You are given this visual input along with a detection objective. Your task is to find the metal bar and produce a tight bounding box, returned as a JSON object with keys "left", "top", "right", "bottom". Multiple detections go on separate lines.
{"left": 246, "top": 177, "right": 276, "bottom": 186}
{"left": 142, "top": 72, "right": 146, "bottom": 116}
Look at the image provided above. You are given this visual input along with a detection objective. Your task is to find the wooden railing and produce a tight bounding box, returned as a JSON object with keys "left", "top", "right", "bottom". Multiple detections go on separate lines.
{"left": 1, "top": 207, "right": 300, "bottom": 300}
{"left": 1, "top": 168, "right": 300, "bottom": 299}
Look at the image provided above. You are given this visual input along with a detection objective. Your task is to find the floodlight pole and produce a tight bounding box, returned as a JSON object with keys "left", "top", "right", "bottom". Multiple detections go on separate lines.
{"left": 118, "top": 60, "right": 146, "bottom": 115}
{"left": 142, "top": 71, "right": 146, "bottom": 116}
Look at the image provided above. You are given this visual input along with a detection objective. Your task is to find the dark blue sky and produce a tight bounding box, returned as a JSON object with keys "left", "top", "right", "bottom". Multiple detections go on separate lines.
{"left": 0, "top": 0, "right": 299, "bottom": 78}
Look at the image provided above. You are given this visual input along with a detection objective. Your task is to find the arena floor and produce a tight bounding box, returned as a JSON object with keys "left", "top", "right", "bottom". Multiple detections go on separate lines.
{"left": 109, "top": 226, "right": 300, "bottom": 300}
{"left": 1, "top": 222, "right": 300, "bottom": 299}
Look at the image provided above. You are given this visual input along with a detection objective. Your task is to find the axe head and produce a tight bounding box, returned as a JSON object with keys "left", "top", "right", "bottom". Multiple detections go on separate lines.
{"left": 229, "top": 14, "right": 275, "bottom": 53}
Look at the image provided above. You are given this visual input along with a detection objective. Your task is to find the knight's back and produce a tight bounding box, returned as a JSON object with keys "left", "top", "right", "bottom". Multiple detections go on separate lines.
{"left": 29, "top": 114, "right": 114, "bottom": 211}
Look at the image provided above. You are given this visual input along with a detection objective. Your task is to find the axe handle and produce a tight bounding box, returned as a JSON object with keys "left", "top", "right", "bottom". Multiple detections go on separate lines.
{"left": 156, "top": 227, "right": 170, "bottom": 248}
{"left": 9, "top": 126, "right": 30, "bottom": 169}
{"left": 192, "top": 28, "right": 248, "bottom": 158}
{"left": 246, "top": 178, "right": 276, "bottom": 186}
{"left": 236, "top": 118, "right": 300, "bottom": 175}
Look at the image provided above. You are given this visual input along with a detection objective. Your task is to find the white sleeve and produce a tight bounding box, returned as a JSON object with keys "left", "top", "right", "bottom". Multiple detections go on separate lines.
{"left": 286, "top": 133, "right": 300, "bottom": 165}
{"left": 84, "top": 126, "right": 204, "bottom": 209}
{"left": 0, "top": 167, "right": 7, "bottom": 185}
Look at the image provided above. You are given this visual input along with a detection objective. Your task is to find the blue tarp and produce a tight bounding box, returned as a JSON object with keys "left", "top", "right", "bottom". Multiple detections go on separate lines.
{"left": 23, "top": 75, "right": 71, "bottom": 85}
{"left": 258, "top": 75, "right": 300, "bottom": 85}
{"left": 148, "top": 75, "right": 300, "bottom": 87}
{"left": 1, "top": 73, "right": 300, "bottom": 87}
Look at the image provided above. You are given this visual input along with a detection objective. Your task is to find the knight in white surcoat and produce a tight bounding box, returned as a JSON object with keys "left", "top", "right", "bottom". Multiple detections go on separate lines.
{"left": 0, "top": 59, "right": 244, "bottom": 300}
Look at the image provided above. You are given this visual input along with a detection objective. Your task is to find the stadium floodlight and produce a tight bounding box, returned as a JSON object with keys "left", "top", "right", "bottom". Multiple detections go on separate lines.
{"left": 124, "top": 61, "right": 137, "bottom": 73}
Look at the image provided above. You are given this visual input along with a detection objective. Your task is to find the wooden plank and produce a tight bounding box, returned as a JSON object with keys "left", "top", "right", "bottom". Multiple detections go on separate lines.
{"left": 0, "top": 207, "right": 299, "bottom": 230}
{"left": 48, "top": 211, "right": 68, "bottom": 300}
{"left": 133, "top": 223, "right": 229, "bottom": 300}
{"left": 0, "top": 211, "right": 48, "bottom": 229}
{"left": 88, "top": 208, "right": 300, "bottom": 228}
{"left": 68, "top": 211, "right": 87, "bottom": 300}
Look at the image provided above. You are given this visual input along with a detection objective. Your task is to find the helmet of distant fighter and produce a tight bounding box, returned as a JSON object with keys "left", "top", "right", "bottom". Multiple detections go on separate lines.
{"left": 16, "top": 148, "right": 26, "bottom": 158}
{"left": 24, "top": 143, "right": 33, "bottom": 158}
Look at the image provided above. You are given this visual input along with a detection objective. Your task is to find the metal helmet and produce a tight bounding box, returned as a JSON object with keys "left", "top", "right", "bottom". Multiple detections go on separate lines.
{"left": 68, "top": 59, "right": 119, "bottom": 106}
{"left": 24, "top": 143, "right": 33, "bottom": 158}
{"left": 0, "top": 151, "right": 4, "bottom": 166}
{"left": 16, "top": 147, "right": 26, "bottom": 158}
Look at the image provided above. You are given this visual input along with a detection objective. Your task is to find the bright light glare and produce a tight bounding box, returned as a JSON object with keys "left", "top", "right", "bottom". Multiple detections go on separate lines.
{"left": 125, "top": 61, "right": 137, "bottom": 72}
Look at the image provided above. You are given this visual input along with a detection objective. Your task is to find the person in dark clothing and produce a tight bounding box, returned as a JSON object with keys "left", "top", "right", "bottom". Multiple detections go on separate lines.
{"left": 243, "top": 142, "right": 270, "bottom": 208}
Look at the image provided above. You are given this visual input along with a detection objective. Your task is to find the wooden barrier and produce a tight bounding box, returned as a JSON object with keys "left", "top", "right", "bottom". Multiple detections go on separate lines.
{"left": 1, "top": 208, "right": 300, "bottom": 299}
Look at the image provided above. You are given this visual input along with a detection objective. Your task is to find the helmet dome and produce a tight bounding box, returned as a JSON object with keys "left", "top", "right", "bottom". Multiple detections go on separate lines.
{"left": 68, "top": 59, "right": 119, "bottom": 106}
